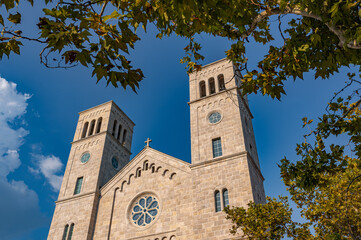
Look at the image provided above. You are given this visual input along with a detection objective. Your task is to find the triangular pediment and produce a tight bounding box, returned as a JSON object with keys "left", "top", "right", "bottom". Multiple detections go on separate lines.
{"left": 100, "top": 147, "right": 191, "bottom": 195}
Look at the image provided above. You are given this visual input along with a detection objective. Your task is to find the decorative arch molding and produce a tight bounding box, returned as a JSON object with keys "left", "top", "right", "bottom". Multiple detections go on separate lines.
{"left": 75, "top": 139, "right": 100, "bottom": 150}
{"left": 81, "top": 108, "right": 106, "bottom": 120}
{"left": 128, "top": 174, "right": 134, "bottom": 185}
{"left": 169, "top": 173, "right": 176, "bottom": 180}
{"left": 200, "top": 97, "right": 226, "bottom": 112}
{"left": 162, "top": 169, "right": 169, "bottom": 176}
{"left": 120, "top": 181, "right": 127, "bottom": 192}
{"left": 119, "top": 160, "right": 177, "bottom": 192}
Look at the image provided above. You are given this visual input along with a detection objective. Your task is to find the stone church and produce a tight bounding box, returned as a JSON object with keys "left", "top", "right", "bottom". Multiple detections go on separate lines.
{"left": 47, "top": 58, "right": 266, "bottom": 240}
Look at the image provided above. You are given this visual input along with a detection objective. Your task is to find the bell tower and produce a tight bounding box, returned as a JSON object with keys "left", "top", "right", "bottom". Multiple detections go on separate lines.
{"left": 189, "top": 58, "right": 260, "bottom": 169}
{"left": 188, "top": 59, "right": 265, "bottom": 239}
{"left": 48, "top": 101, "right": 135, "bottom": 240}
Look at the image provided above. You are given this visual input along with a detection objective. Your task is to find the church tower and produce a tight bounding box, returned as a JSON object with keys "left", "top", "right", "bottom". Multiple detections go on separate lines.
{"left": 47, "top": 101, "right": 135, "bottom": 240}
{"left": 189, "top": 58, "right": 265, "bottom": 239}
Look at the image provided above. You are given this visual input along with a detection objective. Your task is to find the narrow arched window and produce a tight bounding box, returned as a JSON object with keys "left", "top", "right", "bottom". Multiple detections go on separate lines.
{"left": 122, "top": 129, "right": 127, "bottom": 146}
{"left": 218, "top": 74, "right": 225, "bottom": 91}
{"left": 222, "top": 189, "right": 229, "bottom": 208}
{"left": 67, "top": 223, "right": 74, "bottom": 240}
{"left": 95, "top": 117, "right": 102, "bottom": 133}
{"left": 209, "top": 78, "right": 216, "bottom": 94}
{"left": 81, "top": 122, "right": 89, "bottom": 138}
{"left": 215, "top": 190, "right": 221, "bottom": 212}
{"left": 117, "top": 124, "right": 122, "bottom": 140}
{"left": 88, "top": 119, "right": 96, "bottom": 136}
{"left": 199, "top": 81, "right": 206, "bottom": 98}
{"left": 112, "top": 120, "right": 117, "bottom": 136}
{"left": 62, "top": 224, "right": 69, "bottom": 240}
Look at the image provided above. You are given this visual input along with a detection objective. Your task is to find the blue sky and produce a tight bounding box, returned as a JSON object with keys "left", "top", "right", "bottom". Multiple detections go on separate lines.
{"left": 0, "top": 3, "right": 353, "bottom": 239}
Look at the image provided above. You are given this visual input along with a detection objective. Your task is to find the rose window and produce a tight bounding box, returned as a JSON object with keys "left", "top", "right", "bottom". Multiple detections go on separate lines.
{"left": 208, "top": 112, "right": 222, "bottom": 124}
{"left": 131, "top": 195, "right": 159, "bottom": 227}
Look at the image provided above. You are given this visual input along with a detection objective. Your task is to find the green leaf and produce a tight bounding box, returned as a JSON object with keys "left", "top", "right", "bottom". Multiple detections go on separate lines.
{"left": 8, "top": 12, "right": 21, "bottom": 24}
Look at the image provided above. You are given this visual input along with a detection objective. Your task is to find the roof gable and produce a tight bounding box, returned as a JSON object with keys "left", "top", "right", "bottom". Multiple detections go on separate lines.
{"left": 100, "top": 147, "right": 191, "bottom": 195}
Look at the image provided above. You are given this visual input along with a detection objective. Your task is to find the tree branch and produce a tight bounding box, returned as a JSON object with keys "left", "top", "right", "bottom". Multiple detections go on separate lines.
{"left": 3, "top": 31, "right": 46, "bottom": 43}
{"left": 99, "top": 0, "right": 109, "bottom": 18}
{"left": 240, "top": 6, "right": 361, "bottom": 49}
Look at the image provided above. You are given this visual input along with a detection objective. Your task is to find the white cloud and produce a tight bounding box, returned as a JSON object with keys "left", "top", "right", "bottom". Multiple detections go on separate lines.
{"left": 0, "top": 77, "right": 30, "bottom": 177}
{"left": 31, "top": 154, "right": 64, "bottom": 191}
{"left": 0, "top": 77, "right": 30, "bottom": 121}
{"left": 0, "top": 76, "right": 47, "bottom": 239}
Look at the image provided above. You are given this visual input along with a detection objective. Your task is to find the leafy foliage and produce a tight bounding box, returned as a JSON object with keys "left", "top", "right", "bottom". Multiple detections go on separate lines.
{"left": 225, "top": 196, "right": 312, "bottom": 239}
{"left": 1, "top": 0, "right": 361, "bottom": 94}
{"left": 225, "top": 75, "right": 361, "bottom": 239}
{"left": 1, "top": 0, "right": 361, "bottom": 238}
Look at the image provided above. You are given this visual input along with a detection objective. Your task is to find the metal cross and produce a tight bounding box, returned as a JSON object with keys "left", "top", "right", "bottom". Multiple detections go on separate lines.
{"left": 145, "top": 138, "right": 152, "bottom": 147}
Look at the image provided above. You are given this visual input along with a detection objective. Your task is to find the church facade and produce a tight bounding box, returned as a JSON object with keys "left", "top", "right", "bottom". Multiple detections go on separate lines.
{"left": 47, "top": 58, "right": 266, "bottom": 240}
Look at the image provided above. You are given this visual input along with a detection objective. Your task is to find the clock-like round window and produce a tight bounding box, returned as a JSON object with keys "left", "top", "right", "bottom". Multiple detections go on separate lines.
{"left": 111, "top": 157, "right": 119, "bottom": 169}
{"left": 208, "top": 112, "right": 222, "bottom": 124}
{"left": 80, "top": 152, "right": 90, "bottom": 164}
{"left": 131, "top": 195, "right": 160, "bottom": 227}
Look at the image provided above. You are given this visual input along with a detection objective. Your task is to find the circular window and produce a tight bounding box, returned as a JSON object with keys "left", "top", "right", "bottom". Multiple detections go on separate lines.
{"left": 111, "top": 157, "right": 119, "bottom": 169}
{"left": 80, "top": 152, "right": 90, "bottom": 164}
{"left": 131, "top": 195, "right": 160, "bottom": 227}
{"left": 208, "top": 112, "right": 222, "bottom": 124}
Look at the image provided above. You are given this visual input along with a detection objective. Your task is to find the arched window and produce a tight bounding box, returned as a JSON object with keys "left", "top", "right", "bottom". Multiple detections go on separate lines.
{"left": 112, "top": 120, "right": 117, "bottom": 136}
{"left": 222, "top": 189, "right": 229, "bottom": 208}
{"left": 218, "top": 74, "right": 225, "bottom": 91}
{"left": 81, "top": 122, "right": 89, "bottom": 138}
{"left": 95, "top": 117, "right": 102, "bottom": 133}
{"left": 215, "top": 190, "right": 221, "bottom": 212}
{"left": 209, "top": 78, "right": 216, "bottom": 94}
{"left": 62, "top": 224, "right": 69, "bottom": 240}
{"left": 199, "top": 81, "right": 206, "bottom": 98}
{"left": 88, "top": 119, "right": 96, "bottom": 136}
{"left": 117, "top": 124, "right": 122, "bottom": 140}
{"left": 67, "top": 223, "right": 74, "bottom": 240}
{"left": 122, "top": 129, "right": 127, "bottom": 146}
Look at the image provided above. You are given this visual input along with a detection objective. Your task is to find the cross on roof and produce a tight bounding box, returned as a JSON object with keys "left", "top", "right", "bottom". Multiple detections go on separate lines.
{"left": 145, "top": 138, "right": 152, "bottom": 147}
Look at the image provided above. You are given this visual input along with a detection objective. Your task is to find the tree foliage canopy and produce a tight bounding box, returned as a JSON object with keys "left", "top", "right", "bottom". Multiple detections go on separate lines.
{"left": 1, "top": 0, "right": 361, "bottom": 94}
{"left": 2, "top": 0, "right": 361, "bottom": 238}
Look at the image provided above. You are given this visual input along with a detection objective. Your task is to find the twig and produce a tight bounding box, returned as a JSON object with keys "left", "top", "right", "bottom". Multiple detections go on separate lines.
{"left": 99, "top": 0, "right": 109, "bottom": 18}
{"left": 3, "top": 31, "right": 46, "bottom": 43}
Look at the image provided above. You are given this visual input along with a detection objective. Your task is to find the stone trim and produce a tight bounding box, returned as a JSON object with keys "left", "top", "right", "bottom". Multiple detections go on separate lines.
{"left": 55, "top": 190, "right": 98, "bottom": 204}
{"left": 190, "top": 151, "right": 247, "bottom": 169}
{"left": 71, "top": 130, "right": 106, "bottom": 144}
{"left": 71, "top": 131, "right": 132, "bottom": 155}
{"left": 78, "top": 101, "right": 112, "bottom": 114}
{"left": 100, "top": 147, "right": 191, "bottom": 194}
{"left": 78, "top": 100, "right": 135, "bottom": 126}
{"left": 187, "top": 86, "right": 238, "bottom": 105}
{"left": 188, "top": 58, "right": 233, "bottom": 77}
{"left": 127, "top": 230, "right": 176, "bottom": 239}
